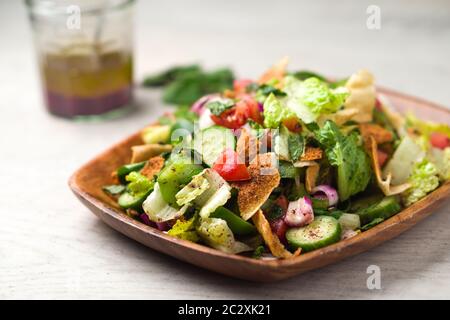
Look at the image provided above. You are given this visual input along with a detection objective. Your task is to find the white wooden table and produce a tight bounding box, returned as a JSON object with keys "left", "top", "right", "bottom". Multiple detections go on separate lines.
{"left": 1, "top": 0, "right": 450, "bottom": 299}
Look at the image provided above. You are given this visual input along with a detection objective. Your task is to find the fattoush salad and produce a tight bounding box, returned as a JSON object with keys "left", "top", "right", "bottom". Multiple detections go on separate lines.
{"left": 103, "top": 58, "right": 450, "bottom": 259}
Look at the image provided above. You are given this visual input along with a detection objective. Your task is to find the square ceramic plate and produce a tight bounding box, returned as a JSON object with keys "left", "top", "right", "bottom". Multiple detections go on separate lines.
{"left": 69, "top": 87, "right": 450, "bottom": 282}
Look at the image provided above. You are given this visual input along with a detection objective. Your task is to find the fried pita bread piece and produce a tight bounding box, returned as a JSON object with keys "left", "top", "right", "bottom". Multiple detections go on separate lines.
{"left": 344, "top": 69, "right": 376, "bottom": 123}
{"left": 318, "top": 108, "right": 360, "bottom": 127}
{"left": 236, "top": 128, "right": 259, "bottom": 164}
{"left": 305, "top": 162, "right": 320, "bottom": 193}
{"left": 300, "top": 147, "right": 323, "bottom": 161}
{"left": 369, "top": 136, "right": 411, "bottom": 196}
{"left": 359, "top": 123, "right": 393, "bottom": 151}
{"left": 232, "top": 153, "right": 280, "bottom": 221}
{"left": 252, "top": 210, "right": 300, "bottom": 259}
{"left": 140, "top": 156, "right": 165, "bottom": 180}
{"left": 130, "top": 144, "right": 172, "bottom": 163}
{"left": 258, "top": 57, "right": 289, "bottom": 87}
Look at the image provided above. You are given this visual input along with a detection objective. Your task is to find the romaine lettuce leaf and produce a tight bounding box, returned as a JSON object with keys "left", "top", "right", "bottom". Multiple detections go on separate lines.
{"left": 263, "top": 93, "right": 295, "bottom": 128}
{"left": 283, "top": 76, "right": 349, "bottom": 123}
{"left": 142, "top": 183, "right": 188, "bottom": 222}
{"left": 167, "top": 214, "right": 200, "bottom": 242}
{"left": 175, "top": 172, "right": 210, "bottom": 206}
{"left": 429, "top": 147, "right": 450, "bottom": 181}
{"left": 313, "top": 120, "right": 372, "bottom": 201}
{"left": 402, "top": 159, "right": 439, "bottom": 206}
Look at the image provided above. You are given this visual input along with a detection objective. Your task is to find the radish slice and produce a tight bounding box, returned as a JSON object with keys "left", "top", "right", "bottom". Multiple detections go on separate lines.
{"left": 285, "top": 197, "right": 314, "bottom": 227}
{"left": 312, "top": 185, "right": 339, "bottom": 207}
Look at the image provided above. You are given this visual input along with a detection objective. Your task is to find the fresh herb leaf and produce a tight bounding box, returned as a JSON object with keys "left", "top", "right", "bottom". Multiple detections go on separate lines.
{"left": 266, "top": 204, "right": 284, "bottom": 220}
{"left": 288, "top": 133, "right": 304, "bottom": 162}
{"left": 258, "top": 84, "right": 287, "bottom": 97}
{"left": 143, "top": 65, "right": 201, "bottom": 87}
{"left": 252, "top": 245, "right": 265, "bottom": 259}
{"left": 292, "top": 70, "right": 328, "bottom": 82}
{"left": 102, "top": 184, "right": 126, "bottom": 195}
{"left": 206, "top": 99, "right": 234, "bottom": 116}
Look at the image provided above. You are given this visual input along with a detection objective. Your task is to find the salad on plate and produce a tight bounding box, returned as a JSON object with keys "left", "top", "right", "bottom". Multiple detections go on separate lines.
{"left": 103, "top": 58, "right": 450, "bottom": 259}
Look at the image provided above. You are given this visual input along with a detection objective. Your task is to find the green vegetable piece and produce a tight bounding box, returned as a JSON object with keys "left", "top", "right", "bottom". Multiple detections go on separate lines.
{"left": 288, "top": 132, "right": 304, "bottom": 162}
{"left": 194, "top": 125, "right": 236, "bottom": 167}
{"left": 210, "top": 207, "right": 257, "bottom": 236}
{"left": 116, "top": 161, "right": 147, "bottom": 184}
{"left": 252, "top": 245, "right": 266, "bottom": 259}
{"left": 141, "top": 125, "right": 171, "bottom": 144}
{"left": 157, "top": 160, "right": 204, "bottom": 207}
{"left": 143, "top": 64, "right": 201, "bottom": 87}
{"left": 402, "top": 160, "right": 440, "bottom": 206}
{"left": 360, "top": 218, "right": 384, "bottom": 231}
{"left": 313, "top": 120, "right": 372, "bottom": 201}
{"left": 118, "top": 172, "right": 155, "bottom": 210}
{"left": 167, "top": 214, "right": 200, "bottom": 242}
{"left": 263, "top": 93, "right": 295, "bottom": 128}
{"left": 170, "top": 118, "right": 195, "bottom": 144}
{"left": 206, "top": 99, "right": 234, "bottom": 116}
{"left": 286, "top": 216, "right": 341, "bottom": 252}
{"left": 278, "top": 161, "right": 300, "bottom": 179}
{"left": 292, "top": 70, "right": 327, "bottom": 82}
{"left": 357, "top": 196, "right": 401, "bottom": 225}
{"left": 102, "top": 184, "right": 126, "bottom": 195}
{"left": 311, "top": 197, "right": 329, "bottom": 209}
{"left": 349, "top": 194, "right": 384, "bottom": 212}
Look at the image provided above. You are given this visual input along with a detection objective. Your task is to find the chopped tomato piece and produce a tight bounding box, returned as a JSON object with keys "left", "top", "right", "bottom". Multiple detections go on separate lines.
{"left": 375, "top": 98, "right": 382, "bottom": 111}
{"left": 210, "top": 107, "right": 247, "bottom": 129}
{"left": 212, "top": 149, "right": 251, "bottom": 181}
{"left": 377, "top": 149, "right": 389, "bottom": 167}
{"left": 430, "top": 132, "right": 450, "bottom": 150}
{"left": 236, "top": 95, "right": 263, "bottom": 124}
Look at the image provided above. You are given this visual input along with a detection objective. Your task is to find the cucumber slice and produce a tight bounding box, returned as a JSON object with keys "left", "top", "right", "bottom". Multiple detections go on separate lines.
{"left": 117, "top": 161, "right": 146, "bottom": 184}
{"left": 357, "top": 196, "right": 401, "bottom": 225}
{"left": 118, "top": 189, "right": 152, "bottom": 211}
{"left": 210, "top": 207, "right": 256, "bottom": 236}
{"left": 349, "top": 194, "right": 383, "bottom": 212}
{"left": 194, "top": 126, "right": 236, "bottom": 167}
{"left": 286, "top": 216, "right": 341, "bottom": 252}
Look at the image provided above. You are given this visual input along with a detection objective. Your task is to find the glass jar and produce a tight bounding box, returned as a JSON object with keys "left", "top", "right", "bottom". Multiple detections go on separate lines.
{"left": 25, "top": 0, "right": 135, "bottom": 119}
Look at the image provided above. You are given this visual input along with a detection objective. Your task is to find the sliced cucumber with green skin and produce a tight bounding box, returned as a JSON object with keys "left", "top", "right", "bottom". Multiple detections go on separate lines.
{"left": 210, "top": 207, "right": 257, "bottom": 236}
{"left": 157, "top": 161, "right": 204, "bottom": 207}
{"left": 194, "top": 125, "right": 235, "bottom": 167}
{"left": 117, "top": 161, "right": 146, "bottom": 184}
{"left": 286, "top": 216, "right": 341, "bottom": 252}
{"left": 118, "top": 189, "right": 152, "bottom": 210}
{"left": 357, "top": 196, "right": 401, "bottom": 225}
{"left": 349, "top": 194, "right": 383, "bottom": 212}
{"left": 312, "top": 197, "right": 329, "bottom": 209}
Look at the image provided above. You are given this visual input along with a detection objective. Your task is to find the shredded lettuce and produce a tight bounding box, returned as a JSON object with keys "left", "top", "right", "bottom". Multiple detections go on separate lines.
{"left": 167, "top": 214, "right": 200, "bottom": 242}
{"left": 196, "top": 218, "right": 252, "bottom": 253}
{"left": 274, "top": 125, "right": 290, "bottom": 160}
{"left": 283, "top": 76, "right": 349, "bottom": 123}
{"left": 313, "top": 120, "right": 372, "bottom": 201}
{"left": 406, "top": 112, "right": 450, "bottom": 140}
{"left": 175, "top": 172, "right": 210, "bottom": 206}
{"left": 383, "top": 135, "right": 425, "bottom": 185}
{"left": 429, "top": 147, "right": 450, "bottom": 181}
{"left": 126, "top": 172, "right": 154, "bottom": 196}
{"left": 142, "top": 183, "right": 188, "bottom": 222}
{"left": 263, "top": 93, "right": 295, "bottom": 128}
{"left": 402, "top": 160, "right": 440, "bottom": 206}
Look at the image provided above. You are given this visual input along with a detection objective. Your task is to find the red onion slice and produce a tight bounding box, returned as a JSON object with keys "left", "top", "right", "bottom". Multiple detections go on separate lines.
{"left": 190, "top": 94, "right": 219, "bottom": 115}
{"left": 312, "top": 185, "right": 339, "bottom": 207}
{"left": 139, "top": 213, "right": 156, "bottom": 227}
{"left": 284, "top": 197, "right": 314, "bottom": 227}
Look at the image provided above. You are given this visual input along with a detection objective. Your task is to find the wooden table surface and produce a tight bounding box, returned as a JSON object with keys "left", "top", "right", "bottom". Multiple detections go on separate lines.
{"left": 1, "top": 0, "right": 449, "bottom": 299}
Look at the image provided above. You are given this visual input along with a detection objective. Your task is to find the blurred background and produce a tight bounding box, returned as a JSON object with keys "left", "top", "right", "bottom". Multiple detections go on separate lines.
{"left": 1, "top": 0, "right": 450, "bottom": 299}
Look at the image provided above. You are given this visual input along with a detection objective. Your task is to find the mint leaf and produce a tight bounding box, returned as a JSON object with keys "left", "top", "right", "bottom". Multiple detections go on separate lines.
{"left": 206, "top": 99, "right": 234, "bottom": 116}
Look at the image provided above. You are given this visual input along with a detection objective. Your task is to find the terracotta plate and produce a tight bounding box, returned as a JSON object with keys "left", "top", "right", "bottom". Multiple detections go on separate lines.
{"left": 69, "top": 87, "right": 450, "bottom": 282}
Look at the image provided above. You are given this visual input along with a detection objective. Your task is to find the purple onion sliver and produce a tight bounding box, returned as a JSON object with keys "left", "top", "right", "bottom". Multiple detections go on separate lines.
{"left": 139, "top": 213, "right": 156, "bottom": 227}
{"left": 258, "top": 102, "right": 264, "bottom": 112}
{"left": 284, "top": 196, "right": 314, "bottom": 227}
{"left": 312, "top": 185, "right": 339, "bottom": 207}
{"left": 190, "top": 94, "right": 219, "bottom": 115}
{"left": 156, "top": 222, "right": 170, "bottom": 231}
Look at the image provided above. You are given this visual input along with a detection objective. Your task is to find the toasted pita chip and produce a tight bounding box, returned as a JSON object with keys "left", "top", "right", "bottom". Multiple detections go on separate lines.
{"left": 258, "top": 57, "right": 289, "bottom": 87}
{"left": 140, "top": 156, "right": 165, "bottom": 179}
{"left": 305, "top": 162, "right": 320, "bottom": 193}
{"left": 318, "top": 108, "right": 360, "bottom": 127}
{"left": 236, "top": 128, "right": 258, "bottom": 164}
{"left": 359, "top": 123, "right": 394, "bottom": 151}
{"left": 232, "top": 153, "right": 280, "bottom": 221}
{"left": 130, "top": 144, "right": 172, "bottom": 163}
{"left": 369, "top": 137, "right": 411, "bottom": 196}
{"left": 300, "top": 147, "right": 323, "bottom": 161}
{"left": 344, "top": 69, "right": 376, "bottom": 123}
{"left": 252, "top": 210, "right": 300, "bottom": 259}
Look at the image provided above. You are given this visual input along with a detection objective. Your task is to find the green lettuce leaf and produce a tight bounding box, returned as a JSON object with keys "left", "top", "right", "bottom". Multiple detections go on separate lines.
{"left": 402, "top": 160, "right": 440, "bottom": 206}
{"left": 263, "top": 93, "right": 295, "bottom": 128}
{"left": 167, "top": 214, "right": 200, "bottom": 242}
{"left": 313, "top": 121, "right": 372, "bottom": 201}
{"left": 126, "top": 172, "right": 154, "bottom": 196}
{"left": 406, "top": 112, "right": 450, "bottom": 140}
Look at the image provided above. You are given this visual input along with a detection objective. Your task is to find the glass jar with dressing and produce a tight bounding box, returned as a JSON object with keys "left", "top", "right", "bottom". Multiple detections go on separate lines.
{"left": 25, "top": 0, "right": 135, "bottom": 119}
